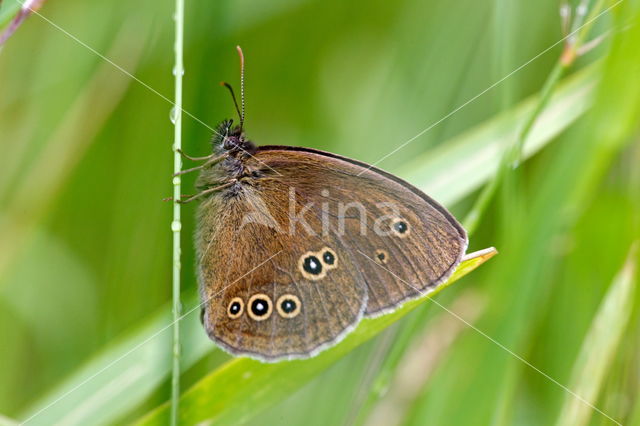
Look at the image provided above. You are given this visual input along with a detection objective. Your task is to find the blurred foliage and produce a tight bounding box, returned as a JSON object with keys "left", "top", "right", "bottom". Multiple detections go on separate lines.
{"left": 0, "top": 0, "right": 638, "bottom": 425}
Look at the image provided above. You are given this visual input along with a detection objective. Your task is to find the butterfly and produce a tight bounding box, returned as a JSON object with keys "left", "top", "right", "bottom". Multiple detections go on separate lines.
{"left": 174, "top": 47, "right": 467, "bottom": 362}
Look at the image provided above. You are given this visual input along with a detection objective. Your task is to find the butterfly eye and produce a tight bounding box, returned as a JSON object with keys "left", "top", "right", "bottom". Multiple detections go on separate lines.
{"left": 374, "top": 249, "right": 389, "bottom": 264}
{"left": 391, "top": 219, "right": 410, "bottom": 237}
{"left": 227, "top": 297, "right": 244, "bottom": 319}
{"left": 247, "top": 294, "right": 273, "bottom": 321}
{"left": 276, "top": 294, "right": 301, "bottom": 319}
{"left": 320, "top": 247, "right": 338, "bottom": 270}
{"left": 299, "top": 253, "right": 326, "bottom": 280}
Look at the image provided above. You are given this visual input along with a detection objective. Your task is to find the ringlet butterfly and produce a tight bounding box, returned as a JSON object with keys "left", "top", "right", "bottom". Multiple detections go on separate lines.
{"left": 174, "top": 47, "right": 467, "bottom": 362}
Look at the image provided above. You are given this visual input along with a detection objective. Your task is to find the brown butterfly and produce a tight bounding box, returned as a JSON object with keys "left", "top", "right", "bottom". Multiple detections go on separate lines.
{"left": 175, "top": 47, "right": 467, "bottom": 362}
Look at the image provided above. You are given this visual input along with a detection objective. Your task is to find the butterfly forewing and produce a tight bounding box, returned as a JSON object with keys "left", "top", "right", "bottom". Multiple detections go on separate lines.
{"left": 249, "top": 147, "right": 468, "bottom": 316}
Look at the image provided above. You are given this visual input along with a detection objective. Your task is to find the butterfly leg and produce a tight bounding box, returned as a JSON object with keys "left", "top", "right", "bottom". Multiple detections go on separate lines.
{"left": 164, "top": 180, "right": 237, "bottom": 204}
{"left": 175, "top": 148, "right": 214, "bottom": 161}
{"left": 173, "top": 164, "right": 207, "bottom": 176}
{"left": 173, "top": 152, "right": 228, "bottom": 177}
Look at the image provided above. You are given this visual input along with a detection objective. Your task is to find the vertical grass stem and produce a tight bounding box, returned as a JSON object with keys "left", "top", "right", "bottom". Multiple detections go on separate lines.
{"left": 171, "top": 0, "right": 185, "bottom": 424}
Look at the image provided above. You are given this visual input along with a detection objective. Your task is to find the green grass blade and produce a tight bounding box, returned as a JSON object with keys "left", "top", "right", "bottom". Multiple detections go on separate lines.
{"left": 401, "top": 63, "right": 598, "bottom": 206}
{"left": 555, "top": 244, "right": 637, "bottom": 426}
{"left": 18, "top": 64, "right": 597, "bottom": 425}
{"left": 134, "top": 249, "right": 497, "bottom": 425}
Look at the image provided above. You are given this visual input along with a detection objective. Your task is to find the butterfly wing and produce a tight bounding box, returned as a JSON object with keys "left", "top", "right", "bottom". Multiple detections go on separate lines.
{"left": 197, "top": 146, "right": 466, "bottom": 361}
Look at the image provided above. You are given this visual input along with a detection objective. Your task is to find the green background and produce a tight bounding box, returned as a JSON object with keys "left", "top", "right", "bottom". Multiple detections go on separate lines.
{"left": 0, "top": 0, "right": 638, "bottom": 424}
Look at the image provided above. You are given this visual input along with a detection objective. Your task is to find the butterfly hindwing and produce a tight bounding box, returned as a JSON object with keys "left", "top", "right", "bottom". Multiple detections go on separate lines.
{"left": 197, "top": 187, "right": 367, "bottom": 361}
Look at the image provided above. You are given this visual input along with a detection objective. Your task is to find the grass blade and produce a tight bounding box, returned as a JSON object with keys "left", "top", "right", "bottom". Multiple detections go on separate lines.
{"left": 401, "top": 63, "right": 597, "bottom": 206}
{"left": 555, "top": 244, "right": 637, "bottom": 426}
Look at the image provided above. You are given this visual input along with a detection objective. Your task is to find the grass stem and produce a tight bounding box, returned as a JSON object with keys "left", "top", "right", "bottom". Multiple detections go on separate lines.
{"left": 171, "top": 0, "right": 185, "bottom": 424}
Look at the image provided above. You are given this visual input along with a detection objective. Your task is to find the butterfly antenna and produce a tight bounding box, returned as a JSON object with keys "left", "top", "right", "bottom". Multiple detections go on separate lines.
{"left": 219, "top": 81, "right": 242, "bottom": 125}
{"left": 236, "top": 45, "right": 246, "bottom": 132}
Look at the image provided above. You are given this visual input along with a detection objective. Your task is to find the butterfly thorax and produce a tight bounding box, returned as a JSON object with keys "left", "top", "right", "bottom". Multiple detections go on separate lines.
{"left": 196, "top": 120, "right": 259, "bottom": 195}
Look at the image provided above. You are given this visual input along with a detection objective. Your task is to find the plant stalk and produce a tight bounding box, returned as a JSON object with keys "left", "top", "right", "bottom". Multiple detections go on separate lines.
{"left": 171, "top": 0, "right": 184, "bottom": 424}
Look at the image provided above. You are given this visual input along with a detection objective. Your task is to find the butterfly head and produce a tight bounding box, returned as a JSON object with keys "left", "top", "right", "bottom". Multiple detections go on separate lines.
{"left": 213, "top": 119, "right": 256, "bottom": 156}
